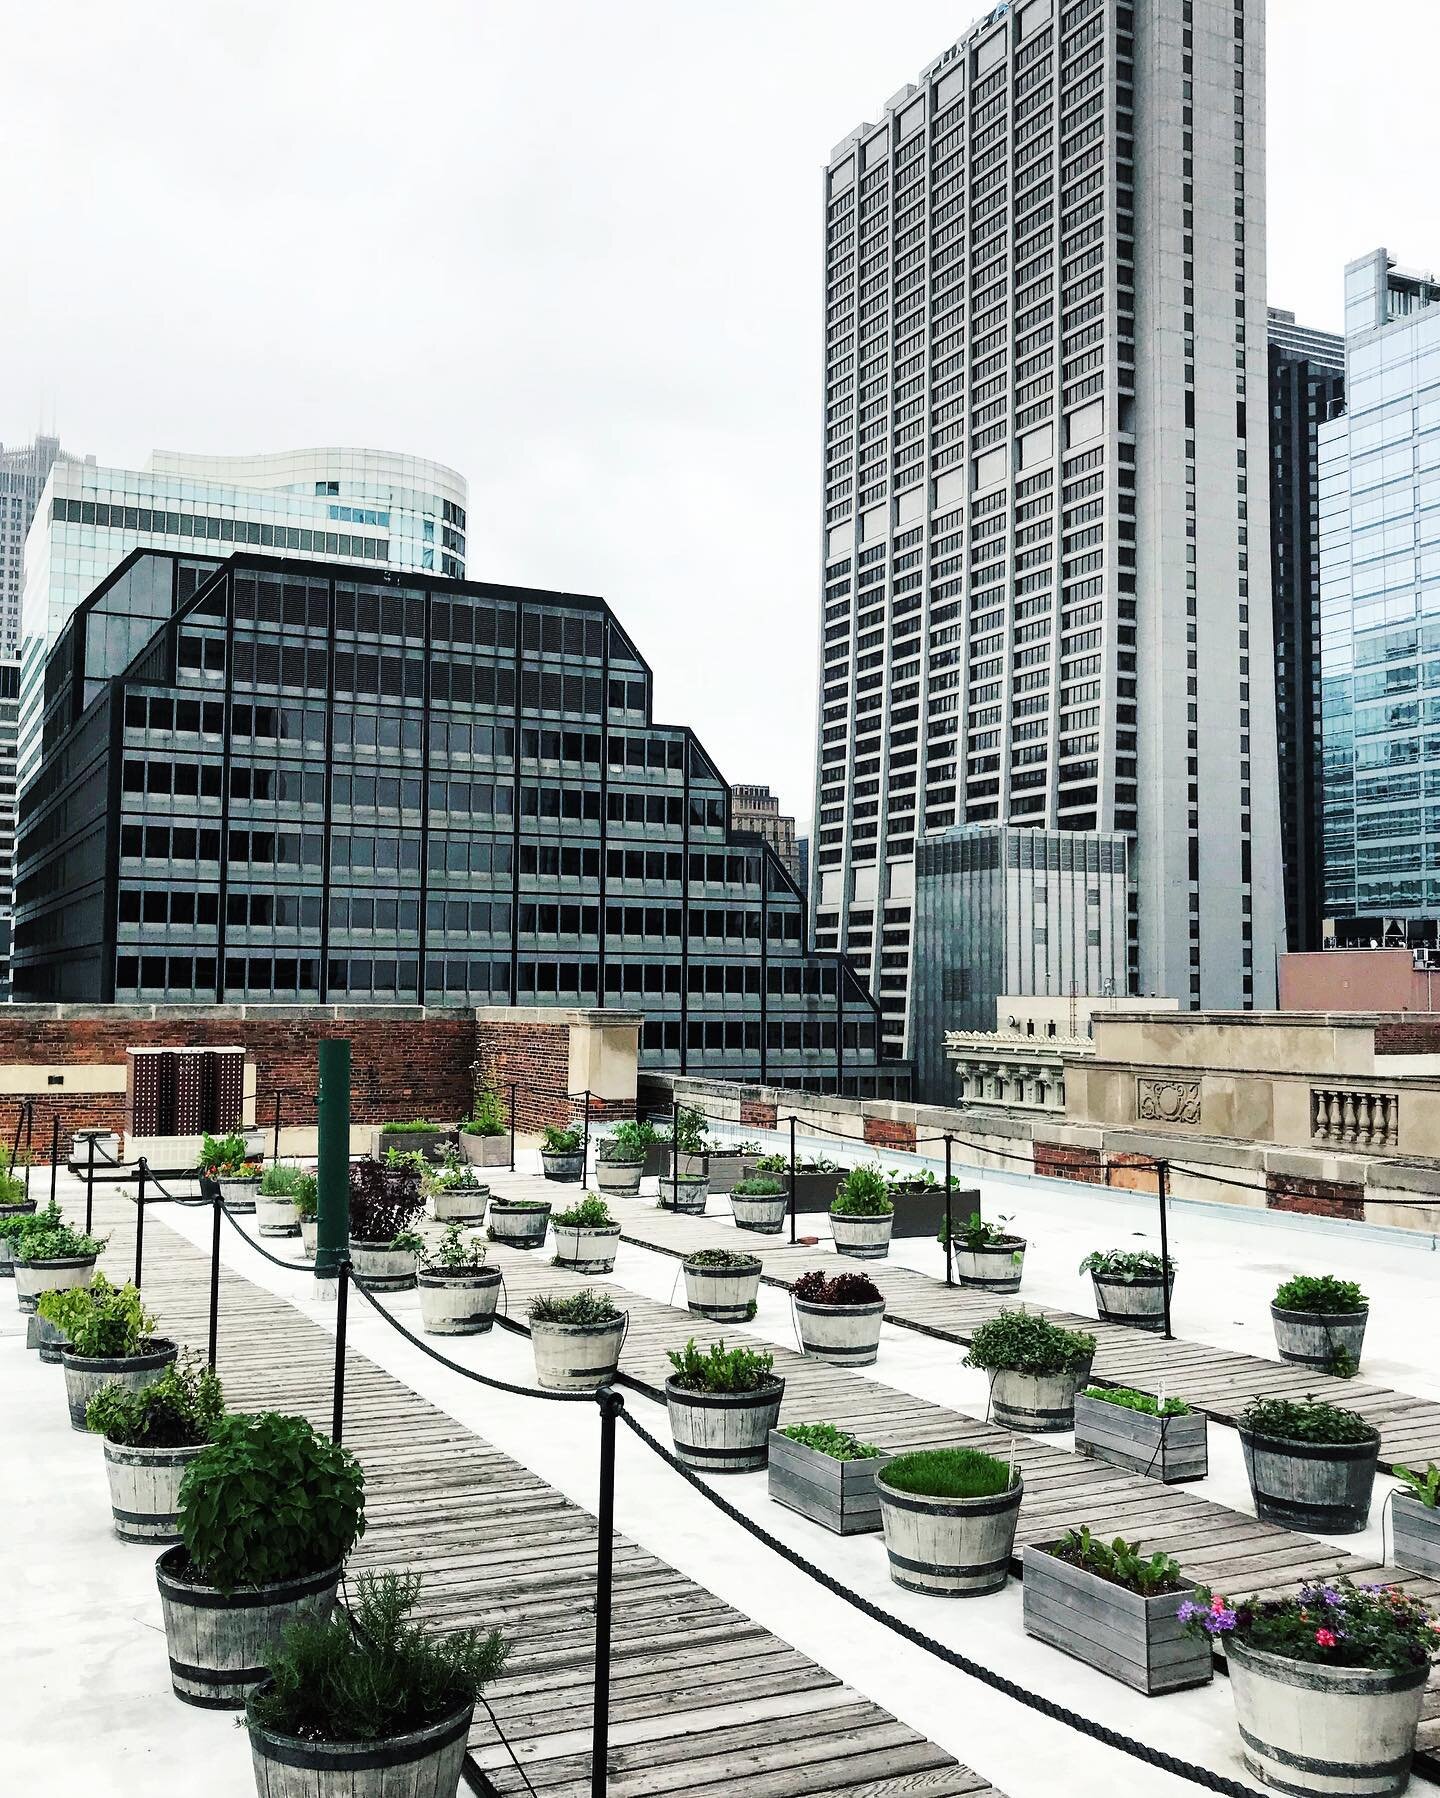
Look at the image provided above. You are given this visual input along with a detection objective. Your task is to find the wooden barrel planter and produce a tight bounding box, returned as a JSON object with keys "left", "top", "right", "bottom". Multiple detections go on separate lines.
{"left": 660, "top": 1175, "right": 709, "bottom": 1214}
{"left": 246, "top": 1693, "right": 475, "bottom": 1798}
{"left": 1392, "top": 1493, "right": 1440, "bottom": 1579}
{"left": 530, "top": 1316, "right": 627, "bottom": 1391}
{"left": 418, "top": 1266, "right": 502, "bottom": 1336}
{"left": 1271, "top": 1302, "right": 1369, "bottom": 1374}
{"left": 62, "top": 1339, "right": 178, "bottom": 1432}
{"left": 1073, "top": 1394, "right": 1208, "bottom": 1484}
{"left": 595, "top": 1158, "right": 643, "bottom": 1197}
{"left": 1239, "top": 1424, "right": 1379, "bottom": 1534}
{"left": 730, "top": 1191, "right": 788, "bottom": 1234}
{"left": 156, "top": 1546, "right": 341, "bottom": 1708}
{"left": 793, "top": 1296, "right": 885, "bottom": 1367}
{"left": 0, "top": 1197, "right": 36, "bottom": 1277}
{"left": 1091, "top": 1270, "right": 1173, "bottom": 1333}
{"left": 28, "top": 1311, "right": 70, "bottom": 1361}
{"left": 989, "top": 1366, "right": 1088, "bottom": 1434}
{"left": 665, "top": 1377, "right": 785, "bottom": 1473}
{"left": 683, "top": 1256, "right": 762, "bottom": 1322}
{"left": 768, "top": 1432, "right": 888, "bottom": 1535}
{"left": 459, "top": 1129, "right": 509, "bottom": 1168}
{"left": 103, "top": 1439, "right": 207, "bottom": 1543}
{"left": 553, "top": 1222, "right": 621, "bottom": 1274}
{"left": 348, "top": 1241, "right": 418, "bottom": 1292}
{"left": 830, "top": 1212, "right": 893, "bottom": 1260}
{"left": 952, "top": 1238, "right": 1025, "bottom": 1294}
{"left": 300, "top": 1219, "right": 317, "bottom": 1258}
{"left": 876, "top": 1470, "right": 1022, "bottom": 1597}
{"left": 433, "top": 1184, "right": 489, "bottom": 1224}
{"left": 13, "top": 1249, "right": 99, "bottom": 1314}
{"left": 1225, "top": 1639, "right": 1429, "bottom": 1798}
{"left": 254, "top": 1196, "right": 300, "bottom": 1239}
{"left": 1022, "top": 1546, "right": 1211, "bottom": 1695}
{"left": 487, "top": 1200, "right": 551, "bottom": 1250}
{"left": 540, "top": 1148, "right": 585, "bottom": 1183}
{"left": 219, "top": 1175, "right": 260, "bottom": 1214}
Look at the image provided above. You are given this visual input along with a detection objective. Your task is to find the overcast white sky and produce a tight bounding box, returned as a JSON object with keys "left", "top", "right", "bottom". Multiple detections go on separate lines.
{"left": 2, "top": 2, "right": 1435, "bottom": 830}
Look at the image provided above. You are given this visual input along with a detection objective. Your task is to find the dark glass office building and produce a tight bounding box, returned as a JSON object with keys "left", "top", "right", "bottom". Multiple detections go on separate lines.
{"left": 14, "top": 550, "right": 893, "bottom": 1094}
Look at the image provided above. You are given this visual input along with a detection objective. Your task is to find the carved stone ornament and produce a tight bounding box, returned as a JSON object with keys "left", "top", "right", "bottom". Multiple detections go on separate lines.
{"left": 1136, "top": 1077, "right": 1200, "bottom": 1125}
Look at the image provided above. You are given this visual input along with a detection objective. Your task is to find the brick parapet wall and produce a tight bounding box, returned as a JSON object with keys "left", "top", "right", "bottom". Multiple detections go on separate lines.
{"left": 1265, "top": 1172, "right": 1366, "bottom": 1221}
{"left": 864, "top": 1116, "right": 916, "bottom": 1151}
{"left": 739, "top": 1097, "right": 779, "bottom": 1129}
{"left": 1374, "top": 1021, "right": 1440, "bottom": 1054}
{"left": 1033, "top": 1141, "right": 1105, "bottom": 1184}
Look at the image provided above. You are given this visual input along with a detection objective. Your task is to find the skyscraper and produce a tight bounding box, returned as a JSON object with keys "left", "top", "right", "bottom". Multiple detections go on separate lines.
{"left": 1, "top": 435, "right": 95, "bottom": 656}
{"left": 730, "top": 783, "right": 803, "bottom": 881}
{"left": 811, "top": 0, "right": 1280, "bottom": 1060}
{"left": 1319, "top": 249, "right": 1440, "bottom": 930}
{"left": 1268, "top": 308, "right": 1344, "bottom": 953}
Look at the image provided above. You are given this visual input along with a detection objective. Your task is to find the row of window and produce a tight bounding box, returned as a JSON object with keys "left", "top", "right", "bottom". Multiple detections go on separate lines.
{"left": 52, "top": 498, "right": 389, "bottom": 560}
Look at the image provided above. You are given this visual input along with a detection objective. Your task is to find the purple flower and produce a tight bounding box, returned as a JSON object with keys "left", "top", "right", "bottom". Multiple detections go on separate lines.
{"left": 1209, "top": 1606, "right": 1238, "bottom": 1633}
{"left": 1177, "top": 1600, "right": 1201, "bottom": 1624}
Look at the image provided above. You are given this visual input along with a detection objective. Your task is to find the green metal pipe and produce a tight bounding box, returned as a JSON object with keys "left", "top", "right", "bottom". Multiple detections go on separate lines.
{"left": 315, "top": 1039, "right": 351, "bottom": 1280}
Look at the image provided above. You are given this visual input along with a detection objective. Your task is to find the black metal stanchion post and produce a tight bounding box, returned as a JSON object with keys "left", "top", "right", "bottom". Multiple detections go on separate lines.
{"left": 22, "top": 1101, "right": 32, "bottom": 1201}
{"left": 581, "top": 1090, "right": 592, "bottom": 1190}
{"left": 788, "top": 1114, "right": 797, "bottom": 1245}
{"left": 208, "top": 1183, "right": 222, "bottom": 1371}
{"left": 670, "top": 1100, "right": 680, "bottom": 1212}
{"left": 49, "top": 1114, "right": 60, "bottom": 1209}
{"left": 1156, "top": 1158, "right": 1173, "bottom": 1342}
{"left": 509, "top": 1085, "right": 517, "bottom": 1173}
{"left": 591, "top": 1385, "right": 623, "bottom": 1798}
{"left": 272, "top": 1089, "right": 283, "bottom": 1166}
{"left": 332, "top": 1256, "right": 350, "bottom": 1445}
{"left": 85, "top": 1133, "right": 96, "bottom": 1234}
{"left": 944, "top": 1133, "right": 954, "bottom": 1287}
{"left": 134, "top": 1159, "right": 148, "bottom": 1289}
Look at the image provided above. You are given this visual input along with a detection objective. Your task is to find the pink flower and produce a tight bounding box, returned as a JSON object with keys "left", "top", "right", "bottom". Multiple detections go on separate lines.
{"left": 1315, "top": 1628, "right": 1337, "bottom": 1648}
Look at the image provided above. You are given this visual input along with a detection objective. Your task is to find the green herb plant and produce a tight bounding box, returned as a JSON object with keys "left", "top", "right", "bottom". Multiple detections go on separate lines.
{"left": 779, "top": 1422, "right": 880, "bottom": 1461}
{"left": 423, "top": 1222, "right": 487, "bottom": 1273}
{"left": 939, "top": 1212, "right": 1021, "bottom": 1252}
{"left": 86, "top": 1357, "right": 224, "bottom": 1448}
{"left": 667, "top": 1338, "right": 776, "bottom": 1394}
{"left": 598, "top": 1120, "right": 656, "bottom": 1162}
{"left": 1079, "top": 1248, "right": 1174, "bottom": 1281}
{"left": 551, "top": 1196, "right": 616, "bottom": 1229}
{"left": 465, "top": 1085, "right": 507, "bottom": 1138}
{"left": 387, "top": 1229, "right": 426, "bottom": 1257}
{"left": 1273, "top": 1274, "right": 1368, "bottom": 1314}
{"left": 1392, "top": 1462, "right": 1440, "bottom": 1508}
{"left": 259, "top": 1163, "right": 307, "bottom": 1197}
{"left": 674, "top": 1106, "right": 709, "bottom": 1155}
{"left": 38, "top": 1274, "right": 158, "bottom": 1357}
{"left": 527, "top": 1290, "right": 622, "bottom": 1326}
{"left": 1082, "top": 1385, "right": 1191, "bottom": 1418}
{"left": 200, "top": 1133, "right": 253, "bottom": 1176}
{"left": 1240, "top": 1394, "right": 1378, "bottom": 1447}
{"left": 427, "top": 1146, "right": 485, "bottom": 1193}
{"left": 733, "top": 1177, "right": 785, "bottom": 1197}
{"left": 0, "top": 1168, "right": 28, "bottom": 1208}
{"left": 12, "top": 1202, "right": 106, "bottom": 1261}
{"left": 964, "top": 1309, "right": 1096, "bottom": 1376}
{"left": 880, "top": 1447, "right": 1014, "bottom": 1500}
{"left": 1051, "top": 1526, "right": 1186, "bottom": 1596}
{"left": 541, "top": 1125, "right": 582, "bottom": 1154}
{"left": 830, "top": 1165, "right": 894, "bottom": 1217}
{"left": 685, "top": 1247, "right": 761, "bottom": 1270}
{"left": 292, "top": 1174, "right": 319, "bottom": 1221}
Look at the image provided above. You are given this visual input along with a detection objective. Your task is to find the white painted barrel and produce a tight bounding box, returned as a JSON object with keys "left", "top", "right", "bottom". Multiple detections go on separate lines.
{"left": 829, "top": 1213, "right": 893, "bottom": 1260}
{"left": 62, "top": 1340, "right": 178, "bottom": 1432}
{"left": 300, "top": 1219, "right": 317, "bottom": 1258}
{"left": 662, "top": 1177, "right": 709, "bottom": 1215}
{"left": 1226, "top": 1639, "right": 1428, "bottom": 1797}
{"left": 540, "top": 1150, "right": 586, "bottom": 1184}
{"left": 347, "top": 1241, "right": 418, "bottom": 1291}
{"left": 219, "top": 1176, "right": 260, "bottom": 1214}
{"left": 730, "top": 1192, "right": 788, "bottom": 1234}
{"left": 530, "top": 1317, "right": 626, "bottom": 1391}
{"left": 876, "top": 1472, "right": 1022, "bottom": 1596}
{"left": 254, "top": 1197, "right": 299, "bottom": 1238}
{"left": 794, "top": 1297, "right": 885, "bottom": 1367}
{"left": 417, "top": 1267, "right": 502, "bottom": 1336}
{"left": 432, "top": 1184, "right": 489, "bottom": 1224}
{"left": 247, "top": 1696, "right": 476, "bottom": 1798}
{"left": 595, "top": 1159, "right": 644, "bottom": 1196}
{"left": 552, "top": 1223, "right": 621, "bottom": 1273}
{"left": 1271, "top": 1303, "right": 1369, "bottom": 1374}
{"left": 665, "top": 1378, "right": 785, "bottom": 1472}
{"left": 487, "top": 1201, "right": 551, "bottom": 1250}
{"left": 1091, "top": 1271, "right": 1173, "bottom": 1332}
{"left": 156, "top": 1547, "right": 341, "bottom": 1708}
{"left": 0, "top": 1199, "right": 36, "bottom": 1276}
{"left": 683, "top": 1259, "right": 762, "bottom": 1322}
{"left": 952, "top": 1239, "right": 1025, "bottom": 1293}
{"left": 1239, "top": 1426, "right": 1379, "bottom": 1534}
{"left": 103, "top": 1438, "right": 207, "bottom": 1543}
{"left": 13, "top": 1251, "right": 98, "bottom": 1314}
{"left": 989, "top": 1366, "right": 1086, "bottom": 1433}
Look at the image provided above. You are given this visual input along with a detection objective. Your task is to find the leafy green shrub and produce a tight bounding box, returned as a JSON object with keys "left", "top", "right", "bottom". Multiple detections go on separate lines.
{"left": 674, "top": 1106, "right": 709, "bottom": 1154}
{"left": 38, "top": 1274, "right": 158, "bottom": 1357}
{"left": 880, "top": 1447, "right": 1014, "bottom": 1500}
{"left": 792, "top": 1269, "right": 882, "bottom": 1306}
{"left": 0, "top": 1170, "right": 28, "bottom": 1207}
{"left": 12, "top": 1202, "right": 105, "bottom": 1261}
{"left": 1273, "top": 1273, "right": 1367, "bottom": 1314}
{"left": 1393, "top": 1462, "right": 1440, "bottom": 1508}
{"left": 427, "top": 1145, "right": 485, "bottom": 1193}
{"left": 733, "top": 1177, "right": 785, "bottom": 1197}
{"left": 831, "top": 1165, "right": 893, "bottom": 1217}
{"left": 541, "top": 1125, "right": 582, "bottom": 1154}
{"left": 685, "top": 1248, "right": 760, "bottom": 1270}
{"left": 964, "top": 1310, "right": 1095, "bottom": 1376}
{"left": 667, "top": 1338, "right": 776, "bottom": 1393}
{"left": 348, "top": 1157, "right": 424, "bottom": 1240}
{"left": 780, "top": 1422, "right": 879, "bottom": 1461}
{"left": 177, "top": 1412, "right": 365, "bottom": 1592}
{"left": 939, "top": 1212, "right": 1021, "bottom": 1251}
{"left": 1240, "top": 1395, "right": 1378, "bottom": 1447}
{"left": 551, "top": 1196, "right": 616, "bottom": 1229}
{"left": 528, "top": 1289, "right": 621, "bottom": 1325}
{"left": 200, "top": 1132, "right": 252, "bottom": 1175}
{"left": 598, "top": 1120, "right": 655, "bottom": 1162}
{"left": 1079, "top": 1248, "right": 1174, "bottom": 1280}
{"left": 292, "top": 1174, "right": 319, "bottom": 1221}
{"left": 87, "top": 1357, "right": 224, "bottom": 1448}
{"left": 754, "top": 1153, "right": 837, "bottom": 1175}
{"left": 464, "top": 1087, "right": 507, "bottom": 1138}
{"left": 259, "top": 1163, "right": 307, "bottom": 1197}
{"left": 249, "top": 1571, "right": 506, "bottom": 1742}
{"left": 423, "top": 1222, "right": 487, "bottom": 1273}
{"left": 1082, "top": 1385, "right": 1191, "bottom": 1418}
{"left": 1050, "top": 1526, "right": 1185, "bottom": 1595}
{"left": 380, "top": 1119, "right": 439, "bottom": 1136}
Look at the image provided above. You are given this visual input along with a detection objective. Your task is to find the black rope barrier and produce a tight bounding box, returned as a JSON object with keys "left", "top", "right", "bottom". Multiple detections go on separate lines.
{"left": 215, "top": 1198, "right": 316, "bottom": 1273}
{"left": 613, "top": 1406, "right": 1268, "bottom": 1798}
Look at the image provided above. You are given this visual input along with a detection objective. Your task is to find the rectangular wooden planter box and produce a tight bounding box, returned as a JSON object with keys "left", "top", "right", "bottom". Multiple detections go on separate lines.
{"left": 889, "top": 1185, "right": 980, "bottom": 1241}
{"left": 768, "top": 1431, "right": 888, "bottom": 1534}
{"left": 1392, "top": 1493, "right": 1440, "bottom": 1578}
{"left": 370, "top": 1126, "right": 450, "bottom": 1163}
{"left": 649, "top": 1147, "right": 708, "bottom": 1181}
{"left": 701, "top": 1149, "right": 751, "bottom": 1195}
{"left": 1022, "top": 1546, "right": 1212, "bottom": 1695}
{"left": 1073, "top": 1394, "right": 1209, "bottom": 1484}
{"left": 740, "top": 1165, "right": 840, "bottom": 1212}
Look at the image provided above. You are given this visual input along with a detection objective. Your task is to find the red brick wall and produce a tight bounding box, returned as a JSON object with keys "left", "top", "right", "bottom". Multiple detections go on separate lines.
{"left": 1374, "top": 1019, "right": 1440, "bottom": 1054}
{"left": 864, "top": 1116, "right": 916, "bottom": 1150}
{"left": 1034, "top": 1141, "right": 1105, "bottom": 1184}
{"left": 1265, "top": 1172, "right": 1365, "bottom": 1222}
{"left": 1107, "top": 1150, "right": 1160, "bottom": 1194}
{"left": 740, "top": 1097, "right": 779, "bottom": 1129}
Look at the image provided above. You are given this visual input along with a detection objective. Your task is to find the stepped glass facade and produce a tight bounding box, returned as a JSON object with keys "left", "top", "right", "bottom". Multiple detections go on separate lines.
{"left": 13, "top": 550, "right": 888, "bottom": 1094}
{"left": 811, "top": 0, "right": 1281, "bottom": 1057}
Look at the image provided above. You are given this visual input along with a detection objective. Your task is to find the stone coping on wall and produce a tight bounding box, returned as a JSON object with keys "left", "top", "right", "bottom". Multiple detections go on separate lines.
{"left": 2, "top": 1002, "right": 644, "bottom": 1025}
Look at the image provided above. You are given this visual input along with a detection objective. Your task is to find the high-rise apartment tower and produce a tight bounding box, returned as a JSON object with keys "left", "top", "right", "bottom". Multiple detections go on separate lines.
{"left": 811, "top": 0, "right": 1281, "bottom": 1057}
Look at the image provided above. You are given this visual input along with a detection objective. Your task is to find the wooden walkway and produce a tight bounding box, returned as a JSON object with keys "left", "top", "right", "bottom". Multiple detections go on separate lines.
{"left": 81, "top": 1193, "right": 999, "bottom": 1798}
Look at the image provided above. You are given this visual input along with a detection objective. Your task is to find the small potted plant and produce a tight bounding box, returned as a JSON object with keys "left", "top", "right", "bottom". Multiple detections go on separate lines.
{"left": 552, "top": 1195, "right": 621, "bottom": 1272}
{"left": 488, "top": 1194, "right": 552, "bottom": 1250}
{"left": 1023, "top": 1527, "right": 1211, "bottom": 1695}
{"left": 730, "top": 1175, "right": 788, "bottom": 1234}
{"left": 1079, "top": 1248, "right": 1176, "bottom": 1333}
{"left": 658, "top": 1105, "right": 710, "bottom": 1181}
{"left": 769, "top": 1422, "right": 887, "bottom": 1534}
{"left": 371, "top": 1117, "right": 446, "bottom": 1161}
{"left": 1183, "top": 1578, "right": 1436, "bottom": 1795}
{"left": 595, "top": 1120, "right": 655, "bottom": 1196}
{"left": 254, "top": 1163, "right": 305, "bottom": 1238}
{"left": 427, "top": 1145, "right": 490, "bottom": 1224}
{"left": 528, "top": 1290, "right": 627, "bottom": 1391}
{"left": 158, "top": 1410, "right": 366, "bottom": 1707}
{"left": 294, "top": 1173, "right": 319, "bottom": 1257}
{"left": 665, "top": 1338, "right": 784, "bottom": 1472}
{"left": 941, "top": 1212, "right": 1026, "bottom": 1293}
{"left": 0, "top": 1161, "right": 35, "bottom": 1279}
{"left": 747, "top": 1152, "right": 842, "bottom": 1213}
{"left": 885, "top": 1167, "right": 975, "bottom": 1240}
{"left": 1392, "top": 1462, "right": 1440, "bottom": 1578}
{"left": 460, "top": 1082, "right": 511, "bottom": 1167}
{"left": 246, "top": 1570, "right": 507, "bottom": 1794}
{"left": 963, "top": 1310, "right": 1096, "bottom": 1433}
{"left": 418, "top": 1224, "right": 501, "bottom": 1336}
{"left": 683, "top": 1248, "right": 762, "bottom": 1322}
{"left": 1073, "top": 1386, "right": 1208, "bottom": 1484}
{"left": 540, "top": 1124, "right": 586, "bottom": 1183}
{"left": 10, "top": 1202, "right": 106, "bottom": 1314}
{"left": 347, "top": 1157, "right": 426, "bottom": 1290}
{"left": 201, "top": 1132, "right": 262, "bottom": 1211}
{"left": 86, "top": 1356, "right": 225, "bottom": 1542}
{"left": 829, "top": 1165, "right": 894, "bottom": 1260}
{"left": 876, "top": 1447, "right": 1021, "bottom": 1597}
{"left": 1238, "top": 1395, "right": 1379, "bottom": 1535}
{"left": 1271, "top": 1273, "right": 1368, "bottom": 1377}
{"left": 791, "top": 1269, "right": 885, "bottom": 1366}
{"left": 41, "top": 1274, "right": 178, "bottom": 1431}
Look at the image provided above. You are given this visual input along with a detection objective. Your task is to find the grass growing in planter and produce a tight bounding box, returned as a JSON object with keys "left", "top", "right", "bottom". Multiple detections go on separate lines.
{"left": 964, "top": 1310, "right": 1095, "bottom": 1375}
{"left": 1181, "top": 1577, "right": 1436, "bottom": 1670}
{"left": 1273, "top": 1273, "right": 1367, "bottom": 1313}
{"left": 39, "top": 1275, "right": 159, "bottom": 1356}
{"left": 830, "top": 1166, "right": 894, "bottom": 1216}
{"left": 1241, "top": 1395, "right": 1378, "bottom": 1444}
{"left": 464, "top": 1088, "right": 508, "bottom": 1137}
{"left": 87, "top": 1357, "right": 224, "bottom": 1448}
{"left": 792, "top": 1270, "right": 882, "bottom": 1305}
{"left": 423, "top": 1223, "right": 488, "bottom": 1273}
{"left": 667, "top": 1339, "right": 776, "bottom": 1393}
{"left": 880, "top": 1447, "right": 1014, "bottom": 1499}
{"left": 248, "top": 1570, "right": 506, "bottom": 1742}
{"left": 779, "top": 1422, "right": 879, "bottom": 1460}
{"left": 1049, "top": 1525, "right": 1187, "bottom": 1595}
{"left": 1394, "top": 1462, "right": 1440, "bottom": 1507}
{"left": 380, "top": 1119, "right": 440, "bottom": 1136}
{"left": 733, "top": 1177, "right": 785, "bottom": 1196}
{"left": 1082, "top": 1385, "right": 1191, "bottom": 1417}
{"left": 551, "top": 1196, "right": 616, "bottom": 1229}
{"left": 348, "top": 1157, "right": 425, "bottom": 1240}
{"left": 527, "top": 1290, "right": 622, "bottom": 1325}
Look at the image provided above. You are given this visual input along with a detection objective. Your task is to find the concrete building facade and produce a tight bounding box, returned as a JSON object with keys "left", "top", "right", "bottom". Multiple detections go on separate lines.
{"left": 730, "top": 783, "right": 803, "bottom": 882}
{"left": 811, "top": 0, "right": 1282, "bottom": 1060}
